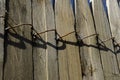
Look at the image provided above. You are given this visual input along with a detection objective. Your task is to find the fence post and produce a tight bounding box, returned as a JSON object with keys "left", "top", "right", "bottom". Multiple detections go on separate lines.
{"left": 32, "top": 0, "right": 59, "bottom": 80}
{"left": 75, "top": 0, "right": 104, "bottom": 80}
{"left": 4, "top": 0, "right": 33, "bottom": 80}
{"left": 92, "top": 0, "right": 119, "bottom": 80}
{"left": 0, "top": 0, "right": 5, "bottom": 79}
{"left": 55, "top": 0, "right": 82, "bottom": 80}
{"left": 107, "top": 0, "right": 120, "bottom": 77}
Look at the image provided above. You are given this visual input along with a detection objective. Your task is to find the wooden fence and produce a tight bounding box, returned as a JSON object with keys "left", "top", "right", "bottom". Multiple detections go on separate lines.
{"left": 0, "top": 0, "right": 120, "bottom": 80}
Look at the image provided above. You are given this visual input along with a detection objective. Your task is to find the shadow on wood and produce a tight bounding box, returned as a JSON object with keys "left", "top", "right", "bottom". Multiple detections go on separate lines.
{"left": 0, "top": 31, "right": 116, "bottom": 53}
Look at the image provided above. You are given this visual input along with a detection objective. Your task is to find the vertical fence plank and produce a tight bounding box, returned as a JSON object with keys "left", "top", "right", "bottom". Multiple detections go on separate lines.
{"left": 106, "top": 0, "right": 120, "bottom": 77}
{"left": 4, "top": 0, "right": 33, "bottom": 80}
{"left": 75, "top": 0, "right": 104, "bottom": 80}
{"left": 45, "top": 0, "right": 58, "bottom": 80}
{"left": 55, "top": 0, "right": 82, "bottom": 80}
{"left": 32, "top": 0, "right": 58, "bottom": 80}
{"left": 92, "top": 0, "right": 119, "bottom": 80}
{"left": 0, "top": 0, "right": 5, "bottom": 79}
{"left": 32, "top": 0, "right": 47, "bottom": 80}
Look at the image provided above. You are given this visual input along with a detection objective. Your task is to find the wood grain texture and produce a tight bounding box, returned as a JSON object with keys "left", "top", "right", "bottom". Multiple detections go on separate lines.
{"left": 75, "top": 0, "right": 104, "bottom": 80}
{"left": 45, "top": 0, "right": 58, "bottom": 80}
{"left": 106, "top": 0, "right": 120, "bottom": 77}
{"left": 92, "top": 0, "right": 120, "bottom": 80}
{"left": 32, "top": 0, "right": 47, "bottom": 80}
{"left": 32, "top": 0, "right": 58, "bottom": 80}
{"left": 55, "top": 0, "right": 82, "bottom": 80}
{"left": 0, "top": 0, "right": 5, "bottom": 79}
{"left": 4, "top": 0, "right": 33, "bottom": 80}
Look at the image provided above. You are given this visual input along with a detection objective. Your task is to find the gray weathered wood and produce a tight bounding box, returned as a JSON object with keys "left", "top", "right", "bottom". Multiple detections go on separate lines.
{"left": 4, "top": 0, "right": 33, "bottom": 80}
{"left": 92, "top": 0, "right": 120, "bottom": 80}
{"left": 45, "top": 0, "right": 58, "bottom": 80}
{"left": 75, "top": 0, "right": 104, "bottom": 80}
{"left": 0, "top": 0, "right": 5, "bottom": 79}
{"left": 32, "top": 0, "right": 47, "bottom": 80}
{"left": 106, "top": 0, "right": 120, "bottom": 77}
{"left": 33, "top": 0, "right": 58, "bottom": 80}
{"left": 55, "top": 0, "right": 82, "bottom": 80}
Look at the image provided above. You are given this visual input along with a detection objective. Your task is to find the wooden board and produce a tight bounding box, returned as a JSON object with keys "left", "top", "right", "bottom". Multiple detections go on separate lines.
{"left": 92, "top": 0, "right": 120, "bottom": 80}
{"left": 75, "top": 0, "right": 104, "bottom": 80}
{"left": 32, "top": 0, "right": 58, "bottom": 80}
{"left": 0, "top": 0, "right": 5, "bottom": 79}
{"left": 45, "top": 0, "right": 58, "bottom": 80}
{"left": 32, "top": 0, "right": 47, "bottom": 80}
{"left": 106, "top": 0, "right": 120, "bottom": 77}
{"left": 55, "top": 0, "right": 82, "bottom": 80}
{"left": 4, "top": 0, "right": 33, "bottom": 80}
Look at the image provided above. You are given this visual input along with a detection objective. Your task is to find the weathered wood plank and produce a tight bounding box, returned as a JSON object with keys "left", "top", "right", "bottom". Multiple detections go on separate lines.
{"left": 32, "top": 0, "right": 58, "bottom": 80}
{"left": 92, "top": 0, "right": 119, "bottom": 80}
{"left": 106, "top": 0, "right": 120, "bottom": 77}
{"left": 75, "top": 0, "right": 104, "bottom": 80}
{"left": 45, "top": 0, "right": 58, "bottom": 80}
{"left": 55, "top": 0, "right": 82, "bottom": 80}
{"left": 0, "top": 0, "right": 5, "bottom": 79}
{"left": 32, "top": 0, "right": 47, "bottom": 80}
{"left": 4, "top": 0, "right": 33, "bottom": 80}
